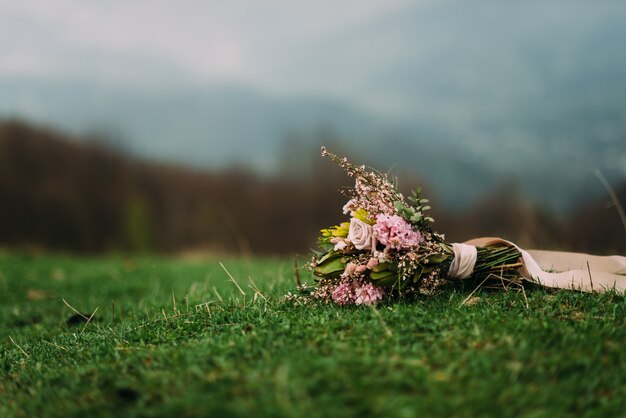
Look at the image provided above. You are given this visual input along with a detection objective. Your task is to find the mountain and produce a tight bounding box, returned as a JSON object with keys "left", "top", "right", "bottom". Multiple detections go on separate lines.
{"left": 0, "top": 76, "right": 624, "bottom": 212}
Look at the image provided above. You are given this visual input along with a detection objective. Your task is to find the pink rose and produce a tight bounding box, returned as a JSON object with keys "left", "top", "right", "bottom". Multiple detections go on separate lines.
{"left": 348, "top": 218, "right": 376, "bottom": 251}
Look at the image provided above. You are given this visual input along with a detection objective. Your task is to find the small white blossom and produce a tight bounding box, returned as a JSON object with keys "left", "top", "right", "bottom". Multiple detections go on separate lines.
{"left": 334, "top": 241, "right": 348, "bottom": 251}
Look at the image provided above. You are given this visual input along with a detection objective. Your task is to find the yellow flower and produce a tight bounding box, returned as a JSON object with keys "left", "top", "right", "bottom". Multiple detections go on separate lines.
{"left": 321, "top": 222, "right": 350, "bottom": 238}
{"left": 353, "top": 209, "right": 375, "bottom": 225}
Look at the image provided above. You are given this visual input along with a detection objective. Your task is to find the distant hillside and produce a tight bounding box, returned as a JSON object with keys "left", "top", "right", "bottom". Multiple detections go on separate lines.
{"left": 0, "top": 119, "right": 624, "bottom": 254}
{"left": 0, "top": 119, "right": 350, "bottom": 253}
{"left": 1, "top": 77, "right": 624, "bottom": 212}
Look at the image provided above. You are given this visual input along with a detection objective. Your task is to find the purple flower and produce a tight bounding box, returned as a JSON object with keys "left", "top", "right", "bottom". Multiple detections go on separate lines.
{"left": 373, "top": 214, "right": 423, "bottom": 250}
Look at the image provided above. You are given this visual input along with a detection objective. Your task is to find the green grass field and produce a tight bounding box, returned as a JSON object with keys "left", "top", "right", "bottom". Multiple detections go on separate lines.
{"left": 1, "top": 251, "right": 625, "bottom": 418}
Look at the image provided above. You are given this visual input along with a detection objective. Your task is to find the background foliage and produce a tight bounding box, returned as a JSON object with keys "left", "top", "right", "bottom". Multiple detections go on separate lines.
{"left": 1, "top": 119, "right": 624, "bottom": 255}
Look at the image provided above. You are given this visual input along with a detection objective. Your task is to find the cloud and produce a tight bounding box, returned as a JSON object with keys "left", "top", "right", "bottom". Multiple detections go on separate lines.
{"left": 1, "top": 0, "right": 625, "bottom": 155}
{"left": 0, "top": 0, "right": 419, "bottom": 83}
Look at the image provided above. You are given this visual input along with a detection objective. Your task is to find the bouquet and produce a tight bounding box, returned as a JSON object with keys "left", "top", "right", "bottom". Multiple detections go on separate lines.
{"left": 292, "top": 147, "right": 626, "bottom": 306}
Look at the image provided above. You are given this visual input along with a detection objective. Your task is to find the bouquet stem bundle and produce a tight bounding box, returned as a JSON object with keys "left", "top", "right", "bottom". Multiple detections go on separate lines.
{"left": 472, "top": 246, "right": 524, "bottom": 281}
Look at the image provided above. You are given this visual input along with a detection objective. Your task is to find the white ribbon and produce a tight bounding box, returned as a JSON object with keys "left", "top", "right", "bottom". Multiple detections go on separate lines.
{"left": 448, "top": 243, "right": 478, "bottom": 279}
{"left": 462, "top": 237, "right": 626, "bottom": 293}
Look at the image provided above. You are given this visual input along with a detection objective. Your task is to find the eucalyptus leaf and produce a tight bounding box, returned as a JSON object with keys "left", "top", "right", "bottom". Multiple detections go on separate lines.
{"left": 394, "top": 201, "right": 406, "bottom": 211}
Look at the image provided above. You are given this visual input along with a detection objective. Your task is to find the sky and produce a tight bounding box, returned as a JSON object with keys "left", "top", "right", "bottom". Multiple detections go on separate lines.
{"left": 3, "top": 0, "right": 624, "bottom": 120}
{"left": 1, "top": 0, "right": 625, "bottom": 209}
{"left": 0, "top": 1, "right": 417, "bottom": 98}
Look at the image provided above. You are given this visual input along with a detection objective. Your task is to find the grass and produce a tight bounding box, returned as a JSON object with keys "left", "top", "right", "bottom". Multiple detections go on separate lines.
{"left": 1, "top": 251, "right": 625, "bottom": 418}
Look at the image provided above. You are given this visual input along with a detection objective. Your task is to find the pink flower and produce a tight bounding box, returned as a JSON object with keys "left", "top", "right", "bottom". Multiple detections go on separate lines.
{"left": 373, "top": 214, "right": 423, "bottom": 250}
{"left": 332, "top": 279, "right": 356, "bottom": 305}
{"left": 342, "top": 262, "right": 357, "bottom": 277}
{"left": 342, "top": 262, "right": 368, "bottom": 278}
{"left": 366, "top": 258, "right": 379, "bottom": 269}
{"left": 332, "top": 279, "right": 384, "bottom": 305}
{"left": 354, "top": 282, "right": 384, "bottom": 305}
{"left": 355, "top": 265, "right": 367, "bottom": 275}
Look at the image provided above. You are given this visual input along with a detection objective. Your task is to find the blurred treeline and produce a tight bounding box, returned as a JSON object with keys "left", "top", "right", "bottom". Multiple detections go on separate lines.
{"left": 0, "top": 119, "right": 624, "bottom": 255}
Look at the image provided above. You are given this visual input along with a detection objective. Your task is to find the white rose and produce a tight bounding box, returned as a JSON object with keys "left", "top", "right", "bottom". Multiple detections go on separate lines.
{"left": 348, "top": 218, "right": 376, "bottom": 251}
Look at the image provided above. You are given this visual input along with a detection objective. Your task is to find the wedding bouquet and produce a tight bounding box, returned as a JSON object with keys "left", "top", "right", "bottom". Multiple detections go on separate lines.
{"left": 291, "top": 147, "right": 626, "bottom": 306}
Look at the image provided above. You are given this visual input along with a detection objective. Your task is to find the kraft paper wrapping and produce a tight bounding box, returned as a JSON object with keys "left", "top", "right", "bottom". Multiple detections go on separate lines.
{"left": 462, "top": 237, "right": 626, "bottom": 293}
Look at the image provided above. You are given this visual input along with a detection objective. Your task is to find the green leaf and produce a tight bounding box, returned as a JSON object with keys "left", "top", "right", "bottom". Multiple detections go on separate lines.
{"left": 369, "top": 271, "right": 400, "bottom": 287}
{"left": 314, "top": 257, "right": 346, "bottom": 276}
{"left": 426, "top": 253, "right": 449, "bottom": 264}
{"left": 439, "top": 243, "right": 453, "bottom": 253}
{"left": 369, "top": 270, "right": 395, "bottom": 280}
{"left": 371, "top": 262, "right": 398, "bottom": 273}
{"left": 317, "top": 251, "right": 341, "bottom": 265}
{"left": 372, "top": 262, "right": 390, "bottom": 273}
{"left": 394, "top": 201, "right": 406, "bottom": 211}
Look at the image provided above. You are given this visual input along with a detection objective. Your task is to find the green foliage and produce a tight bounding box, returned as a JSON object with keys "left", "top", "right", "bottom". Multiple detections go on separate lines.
{"left": 124, "top": 194, "right": 155, "bottom": 252}
{"left": 318, "top": 222, "right": 350, "bottom": 249}
{"left": 395, "top": 186, "right": 434, "bottom": 226}
{"left": 1, "top": 252, "right": 625, "bottom": 418}
{"left": 369, "top": 262, "right": 400, "bottom": 287}
{"left": 313, "top": 252, "right": 346, "bottom": 277}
